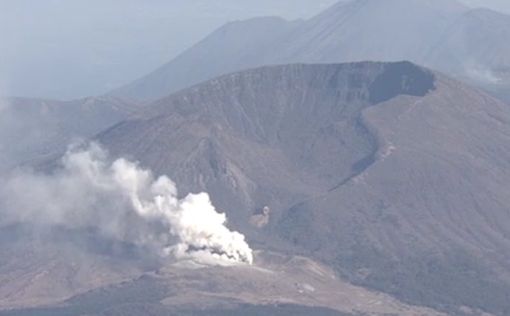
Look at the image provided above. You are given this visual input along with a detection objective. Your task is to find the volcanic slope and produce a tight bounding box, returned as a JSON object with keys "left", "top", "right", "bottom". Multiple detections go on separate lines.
{"left": 99, "top": 61, "right": 510, "bottom": 315}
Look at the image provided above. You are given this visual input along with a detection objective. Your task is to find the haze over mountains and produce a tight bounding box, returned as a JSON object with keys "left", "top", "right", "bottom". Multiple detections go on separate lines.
{"left": 111, "top": 0, "right": 510, "bottom": 103}
{"left": 0, "top": 0, "right": 336, "bottom": 99}
{"left": 3, "top": 0, "right": 510, "bottom": 169}
{"left": 2, "top": 0, "right": 508, "bottom": 100}
{"left": 0, "top": 96, "right": 137, "bottom": 171}
{"left": 2, "top": 1, "right": 510, "bottom": 316}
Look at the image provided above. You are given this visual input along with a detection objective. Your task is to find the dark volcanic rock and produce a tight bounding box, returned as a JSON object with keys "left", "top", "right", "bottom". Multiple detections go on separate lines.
{"left": 368, "top": 62, "right": 435, "bottom": 104}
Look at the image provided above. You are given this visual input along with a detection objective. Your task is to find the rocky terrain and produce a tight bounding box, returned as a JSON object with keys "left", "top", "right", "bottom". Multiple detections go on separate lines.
{"left": 2, "top": 61, "right": 510, "bottom": 315}
{"left": 3, "top": 2, "right": 510, "bottom": 315}
{"left": 100, "top": 61, "right": 510, "bottom": 315}
{"left": 0, "top": 242, "right": 445, "bottom": 316}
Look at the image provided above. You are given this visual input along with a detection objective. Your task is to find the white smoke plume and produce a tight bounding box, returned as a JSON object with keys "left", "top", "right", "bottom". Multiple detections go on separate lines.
{"left": 0, "top": 143, "right": 253, "bottom": 265}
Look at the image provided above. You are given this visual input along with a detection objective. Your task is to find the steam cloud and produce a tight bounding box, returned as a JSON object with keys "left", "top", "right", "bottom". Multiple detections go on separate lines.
{"left": 0, "top": 143, "right": 253, "bottom": 265}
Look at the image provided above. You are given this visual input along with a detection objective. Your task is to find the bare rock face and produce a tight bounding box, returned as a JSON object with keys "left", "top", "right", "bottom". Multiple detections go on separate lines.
{"left": 98, "top": 61, "right": 510, "bottom": 315}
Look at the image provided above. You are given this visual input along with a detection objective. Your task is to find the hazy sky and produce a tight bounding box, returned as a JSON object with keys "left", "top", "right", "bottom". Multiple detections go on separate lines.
{"left": 0, "top": 0, "right": 336, "bottom": 99}
{"left": 0, "top": 0, "right": 508, "bottom": 100}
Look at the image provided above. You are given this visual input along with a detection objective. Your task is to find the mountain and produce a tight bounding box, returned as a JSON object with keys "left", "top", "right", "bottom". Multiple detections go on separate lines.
{"left": 108, "top": 16, "right": 301, "bottom": 102}
{"left": 425, "top": 8, "right": 510, "bottom": 98}
{"left": 0, "top": 96, "right": 138, "bottom": 171}
{"left": 98, "top": 61, "right": 510, "bottom": 315}
{"left": 110, "top": 0, "right": 510, "bottom": 103}
{"left": 0, "top": 0, "right": 338, "bottom": 100}
{"left": 272, "top": 0, "right": 466, "bottom": 63}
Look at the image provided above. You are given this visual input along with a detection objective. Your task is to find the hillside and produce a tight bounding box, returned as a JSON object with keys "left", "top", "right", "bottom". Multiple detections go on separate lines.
{"left": 100, "top": 61, "right": 510, "bottom": 314}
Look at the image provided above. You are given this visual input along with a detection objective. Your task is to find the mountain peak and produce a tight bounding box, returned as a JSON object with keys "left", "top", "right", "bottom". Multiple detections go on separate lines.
{"left": 109, "top": 0, "right": 508, "bottom": 105}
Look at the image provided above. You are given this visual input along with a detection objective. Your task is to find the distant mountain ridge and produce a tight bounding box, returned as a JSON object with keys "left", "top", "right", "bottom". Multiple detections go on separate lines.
{"left": 0, "top": 96, "right": 138, "bottom": 170}
{"left": 110, "top": 0, "right": 510, "bottom": 103}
